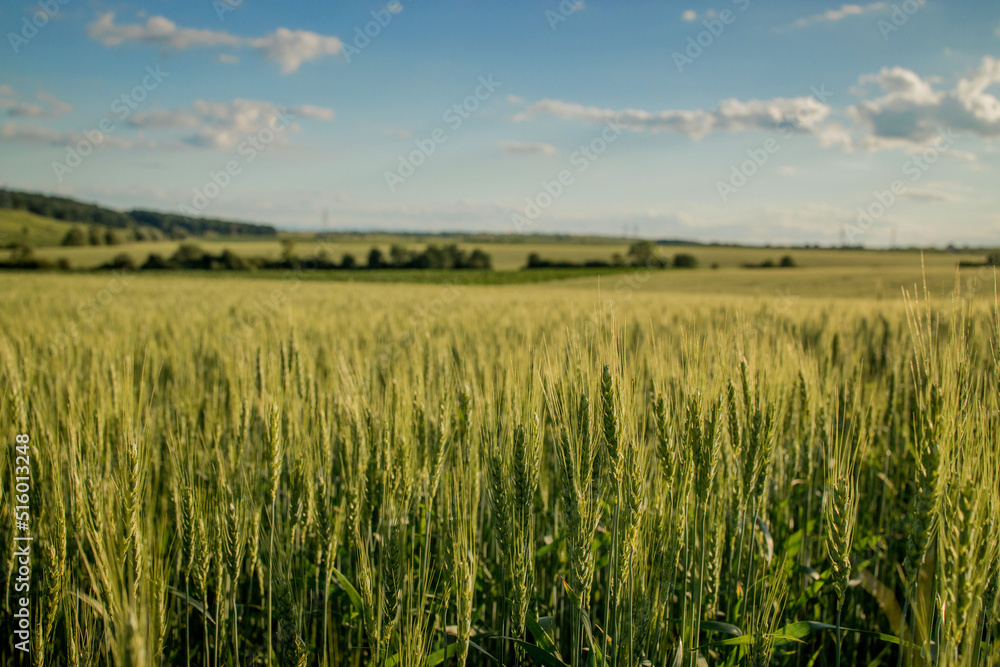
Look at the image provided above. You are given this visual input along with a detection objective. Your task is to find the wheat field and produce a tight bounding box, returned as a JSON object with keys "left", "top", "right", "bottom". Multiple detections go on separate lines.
{"left": 1, "top": 272, "right": 998, "bottom": 666}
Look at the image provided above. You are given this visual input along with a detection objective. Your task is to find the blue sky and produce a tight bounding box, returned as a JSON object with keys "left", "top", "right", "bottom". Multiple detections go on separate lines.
{"left": 1, "top": 1, "right": 998, "bottom": 246}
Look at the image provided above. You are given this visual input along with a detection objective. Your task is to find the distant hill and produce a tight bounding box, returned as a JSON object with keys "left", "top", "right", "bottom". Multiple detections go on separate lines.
{"left": 0, "top": 188, "right": 277, "bottom": 245}
{"left": 0, "top": 208, "right": 80, "bottom": 247}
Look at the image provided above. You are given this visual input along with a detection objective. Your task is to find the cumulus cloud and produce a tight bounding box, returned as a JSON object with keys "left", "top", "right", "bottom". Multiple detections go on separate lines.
{"left": 87, "top": 13, "right": 342, "bottom": 74}
{"left": 850, "top": 56, "right": 1000, "bottom": 148}
{"left": 788, "top": 3, "right": 888, "bottom": 29}
{"left": 87, "top": 13, "right": 240, "bottom": 49}
{"left": 127, "top": 99, "right": 335, "bottom": 149}
{"left": 514, "top": 96, "right": 834, "bottom": 140}
{"left": 498, "top": 141, "right": 558, "bottom": 156}
{"left": 813, "top": 121, "right": 854, "bottom": 150}
{"left": 516, "top": 57, "right": 1000, "bottom": 155}
{"left": 249, "top": 28, "right": 343, "bottom": 74}
{"left": 0, "top": 96, "right": 334, "bottom": 153}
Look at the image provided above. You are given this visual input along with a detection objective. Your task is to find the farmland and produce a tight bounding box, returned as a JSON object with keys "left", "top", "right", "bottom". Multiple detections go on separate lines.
{"left": 1, "top": 269, "right": 998, "bottom": 666}
{"left": 3, "top": 233, "right": 986, "bottom": 272}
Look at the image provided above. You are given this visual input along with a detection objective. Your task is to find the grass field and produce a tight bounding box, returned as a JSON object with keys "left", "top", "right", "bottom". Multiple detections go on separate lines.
{"left": 7, "top": 237, "right": 638, "bottom": 271}
{"left": 6, "top": 249, "right": 991, "bottom": 301}
{"left": 0, "top": 208, "right": 79, "bottom": 248}
{"left": 3, "top": 228, "right": 988, "bottom": 273}
{"left": 1, "top": 270, "right": 998, "bottom": 666}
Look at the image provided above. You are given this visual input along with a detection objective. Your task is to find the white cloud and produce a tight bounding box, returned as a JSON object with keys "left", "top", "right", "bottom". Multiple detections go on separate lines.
{"left": 87, "top": 13, "right": 240, "bottom": 49}
{"left": 37, "top": 92, "right": 73, "bottom": 117}
{"left": 249, "top": 28, "right": 343, "bottom": 75}
{"left": 87, "top": 13, "right": 342, "bottom": 74}
{"left": 512, "top": 57, "right": 1000, "bottom": 155}
{"left": 0, "top": 97, "right": 334, "bottom": 152}
{"left": 789, "top": 3, "right": 888, "bottom": 29}
{"left": 0, "top": 121, "right": 155, "bottom": 149}
{"left": 292, "top": 104, "right": 336, "bottom": 121}
{"left": 682, "top": 10, "right": 697, "bottom": 21}
{"left": 898, "top": 188, "right": 961, "bottom": 203}
{"left": 128, "top": 109, "right": 202, "bottom": 130}
{"left": 191, "top": 100, "right": 299, "bottom": 148}
{"left": 850, "top": 57, "right": 1000, "bottom": 147}
{"left": 128, "top": 99, "right": 335, "bottom": 148}
{"left": 813, "top": 121, "right": 854, "bottom": 150}
{"left": 0, "top": 87, "right": 73, "bottom": 118}
{"left": 217, "top": 54, "right": 240, "bottom": 65}
{"left": 514, "top": 96, "right": 834, "bottom": 140}
{"left": 498, "top": 141, "right": 558, "bottom": 156}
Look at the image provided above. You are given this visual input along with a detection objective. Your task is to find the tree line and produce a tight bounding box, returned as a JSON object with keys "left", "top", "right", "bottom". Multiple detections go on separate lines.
{"left": 1, "top": 188, "right": 277, "bottom": 239}
{"left": 526, "top": 240, "right": 699, "bottom": 269}
{"left": 98, "top": 241, "right": 494, "bottom": 272}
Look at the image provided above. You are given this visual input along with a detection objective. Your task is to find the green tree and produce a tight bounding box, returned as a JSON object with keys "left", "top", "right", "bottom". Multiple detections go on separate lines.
{"left": 9, "top": 242, "right": 34, "bottom": 264}
{"left": 390, "top": 244, "right": 411, "bottom": 267}
{"left": 219, "top": 249, "right": 250, "bottom": 270}
{"left": 104, "top": 252, "right": 136, "bottom": 271}
{"left": 61, "top": 227, "right": 87, "bottom": 246}
{"left": 627, "top": 240, "right": 658, "bottom": 266}
{"left": 171, "top": 243, "right": 206, "bottom": 267}
{"left": 673, "top": 253, "right": 699, "bottom": 269}
{"left": 467, "top": 248, "right": 492, "bottom": 269}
